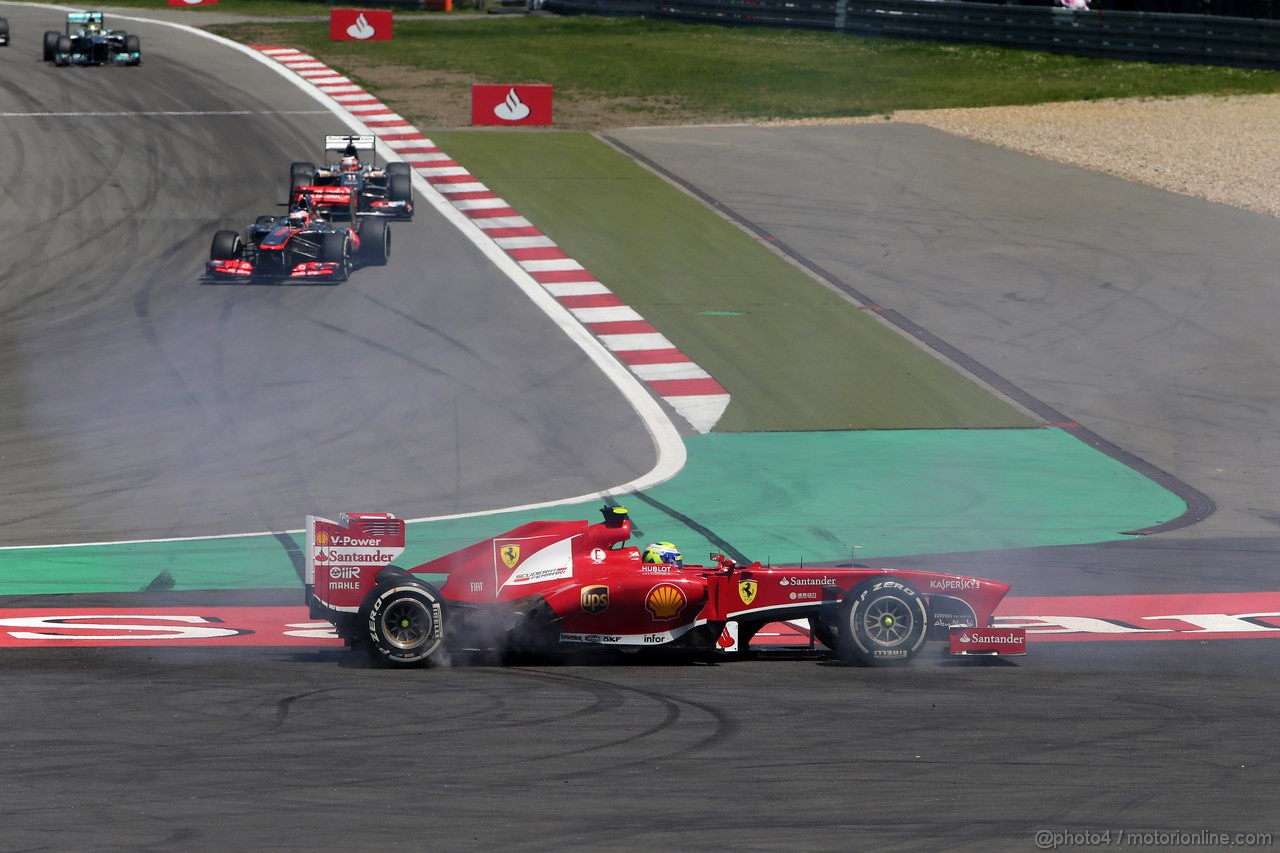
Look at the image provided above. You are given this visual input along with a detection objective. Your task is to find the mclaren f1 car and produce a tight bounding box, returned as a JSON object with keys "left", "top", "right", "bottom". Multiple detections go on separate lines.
{"left": 205, "top": 193, "right": 390, "bottom": 284}
{"left": 304, "top": 505, "right": 1026, "bottom": 668}
{"left": 289, "top": 135, "right": 413, "bottom": 221}
{"left": 43, "top": 12, "right": 140, "bottom": 67}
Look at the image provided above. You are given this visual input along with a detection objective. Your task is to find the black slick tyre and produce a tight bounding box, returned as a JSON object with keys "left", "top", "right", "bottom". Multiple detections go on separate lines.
{"left": 388, "top": 173, "right": 411, "bottom": 203}
{"left": 358, "top": 216, "right": 389, "bottom": 266}
{"left": 837, "top": 577, "right": 929, "bottom": 666}
{"left": 210, "top": 230, "right": 242, "bottom": 261}
{"left": 386, "top": 162, "right": 410, "bottom": 178}
{"left": 44, "top": 30, "right": 59, "bottom": 61}
{"left": 124, "top": 34, "right": 140, "bottom": 64}
{"left": 53, "top": 35, "right": 70, "bottom": 66}
{"left": 360, "top": 580, "right": 446, "bottom": 667}
{"left": 320, "top": 231, "right": 349, "bottom": 282}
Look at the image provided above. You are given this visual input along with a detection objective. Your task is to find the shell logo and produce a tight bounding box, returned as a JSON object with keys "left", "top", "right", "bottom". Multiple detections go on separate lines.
{"left": 315, "top": 530, "right": 329, "bottom": 546}
{"left": 646, "top": 583, "right": 687, "bottom": 621}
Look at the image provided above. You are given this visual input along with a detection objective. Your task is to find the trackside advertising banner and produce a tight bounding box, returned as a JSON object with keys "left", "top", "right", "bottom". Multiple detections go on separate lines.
{"left": 330, "top": 9, "right": 393, "bottom": 42}
{"left": 471, "top": 85, "right": 554, "bottom": 127}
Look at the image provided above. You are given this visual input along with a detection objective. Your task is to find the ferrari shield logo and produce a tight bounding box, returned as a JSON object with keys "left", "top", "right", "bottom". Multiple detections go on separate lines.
{"left": 500, "top": 543, "right": 521, "bottom": 570}
{"left": 738, "top": 579, "right": 758, "bottom": 606}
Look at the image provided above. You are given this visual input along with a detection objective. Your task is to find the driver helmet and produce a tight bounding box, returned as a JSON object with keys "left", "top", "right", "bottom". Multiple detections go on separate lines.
{"left": 642, "top": 542, "right": 682, "bottom": 569}
{"left": 340, "top": 155, "right": 360, "bottom": 173}
{"left": 287, "top": 207, "right": 310, "bottom": 227}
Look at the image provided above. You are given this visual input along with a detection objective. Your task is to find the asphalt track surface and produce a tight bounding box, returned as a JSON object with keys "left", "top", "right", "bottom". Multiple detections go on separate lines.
{"left": 0, "top": 4, "right": 655, "bottom": 547}
{"left": 1, "top": 6, "right": 1277, "bottom": 851}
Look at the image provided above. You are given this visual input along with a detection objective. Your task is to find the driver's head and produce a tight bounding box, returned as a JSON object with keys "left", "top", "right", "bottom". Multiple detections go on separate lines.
{"left": 288, "top": 207, "right": 309, "bottom": 227}
{"left": 642, "top": 542, "right": 682, "bottom": 569}
{"left": 341, "top": 155, "right": 359, "bottom": 174}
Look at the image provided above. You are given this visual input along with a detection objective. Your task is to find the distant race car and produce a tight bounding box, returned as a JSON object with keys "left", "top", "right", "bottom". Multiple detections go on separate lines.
{"left": 289, "top": 134, "right": 414, "bottom": 221}
{"left": 305, "top": 505, "right": 1027, "bottom": 668}
{"left": 205, "top": 192, "right": 390, "bottom": 283}
{"left": 0, "top": 17, "right": 10, "bottom": 47}
{"left": 43, "top": 12, "right": 141, "bottom": 67}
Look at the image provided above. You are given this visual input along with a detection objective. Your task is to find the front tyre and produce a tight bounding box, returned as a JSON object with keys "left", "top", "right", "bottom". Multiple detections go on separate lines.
{"left": 357, "top": 216, "right": 389, "bottom": 266}
{"left": 320, "top": 231, "right": 350, "bottom": 282}
{"left": 361, "top": 580, "right": 446, "bottom": 667}
{"left": 53, "top": 35, "right": 71, "bottom": 66}
{"left": 210, "top": 230, "right": 242, "bottom": 261}
{"left": 838, "top": 577, "right": 928, "bottom": 666}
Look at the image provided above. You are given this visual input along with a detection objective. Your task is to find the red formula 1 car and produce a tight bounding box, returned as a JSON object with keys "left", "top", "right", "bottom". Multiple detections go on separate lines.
{"left": 305, "top": 506, "right": 1026, "bottom": 668}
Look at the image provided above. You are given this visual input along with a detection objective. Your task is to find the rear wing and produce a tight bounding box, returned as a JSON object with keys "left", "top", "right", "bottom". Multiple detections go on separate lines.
{"left": 305, "top": 513, "right": 405, "bottom": 614}
{"left": 68, "top": 12, "right": 103, "bottom": 25}
{"left": 326, "top": 134, "right": 376, "bottom": 153}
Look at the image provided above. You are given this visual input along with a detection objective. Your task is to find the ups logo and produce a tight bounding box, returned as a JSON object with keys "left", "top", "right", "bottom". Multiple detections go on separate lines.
{"left": 580, "top": 585, "right": 610, "bottom": 614}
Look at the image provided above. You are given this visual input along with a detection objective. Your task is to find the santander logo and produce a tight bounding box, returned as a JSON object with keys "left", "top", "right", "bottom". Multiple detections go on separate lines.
{"left": 347, "top": 13, "right": 377, "bottom": 40}
{"left": 495, "top": 89, "right": 531, "bottom": 122}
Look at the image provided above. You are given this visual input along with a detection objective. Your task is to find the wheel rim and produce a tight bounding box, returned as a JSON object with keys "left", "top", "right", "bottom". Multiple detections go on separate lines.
{"left": 860, "top": 596, "right": 915, "bottom": 647}
{"left": 379, "top": 598, "right": 432, "bottom": 650}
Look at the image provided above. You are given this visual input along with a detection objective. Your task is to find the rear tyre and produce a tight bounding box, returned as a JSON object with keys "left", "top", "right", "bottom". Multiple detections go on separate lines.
{"left": 357, "top": 216, "right": 389, "bottom": 266}
{"left": 44, "top": 31, "right": 58, "bottom": 61}
{"left": 360, "top": 580, "right": 446, "bottom": 667}
{"left": 837, "top": 577, "right": 929, "bottom": 666}
{"left": 0, "top": 19, "right": 10, "bottom": 46}
{"left": 53, "top": 35, "right": 70, "bottom": 66}
{"left": 289, "top": 161, "right": 316, "bottom": 198}
{"left": 210, "top": 230, "right": 242, "bottom": 261}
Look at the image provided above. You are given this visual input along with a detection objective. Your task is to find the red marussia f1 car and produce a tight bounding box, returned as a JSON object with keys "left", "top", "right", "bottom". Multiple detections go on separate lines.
{"left": 305, "top": 505, "right": 1026, "bottom": 667}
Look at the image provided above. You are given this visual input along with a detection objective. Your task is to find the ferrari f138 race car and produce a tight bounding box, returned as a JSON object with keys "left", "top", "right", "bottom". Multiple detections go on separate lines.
{"left": 205, "top": 193, "right": 390, "bottom": 283}
{"left": 305, "top": 505, "right": 1027, "bottom": 668}
{"left": 43, "top": 12, "right": 140, "bottom": 67}
{"left": 289, "top": 135, "right": 414, "bottom": 221}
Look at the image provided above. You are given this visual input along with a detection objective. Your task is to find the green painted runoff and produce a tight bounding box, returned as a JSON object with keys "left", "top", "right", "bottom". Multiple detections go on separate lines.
{"left": 0, "top": 429, "right": 1184, "bottom": 596}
